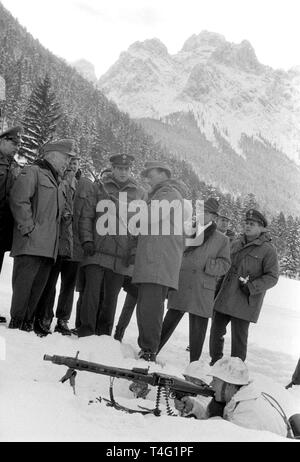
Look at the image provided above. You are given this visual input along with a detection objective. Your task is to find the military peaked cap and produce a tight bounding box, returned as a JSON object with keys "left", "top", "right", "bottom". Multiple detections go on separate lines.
{"left": 41, "top": 138, "right": 77, "bottom": 157}
{"left": 110, "top": 154, "right": 135, "bottom": 166}
{"left": 218, "top": 208, "right": 231, "bottom": 221}
{"left": 245, "top": 209, "right": 268, "bottom": 227}
{"left": 141, "top": 160, "right": 172, "bottom": 178}
{"left": 204, "top": 197, "right": 219, "bottom": 215}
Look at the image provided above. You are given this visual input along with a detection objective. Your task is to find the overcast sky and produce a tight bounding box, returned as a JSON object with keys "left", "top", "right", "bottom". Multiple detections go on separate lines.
{"left": 2, "top": 0, "right": 300, "bottom": 77}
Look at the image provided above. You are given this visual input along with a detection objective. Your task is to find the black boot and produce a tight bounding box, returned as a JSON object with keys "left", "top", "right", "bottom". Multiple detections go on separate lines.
{"left": 54, "top": 319, "right": 71, "bottom": 336}
{"left": 8, "top": 317, "right": 23, "bottom": 329}
{"left": 21, "top": 320, "right": 34, "bottom": 333}
{"left": 138, "top": 350, "right": 156, "bottom": 362}
{"left": 0, "top": 315, "right": 7, "bottom": 323}
{"left": 34, "top": 319, "right": 52, "bottom": 337}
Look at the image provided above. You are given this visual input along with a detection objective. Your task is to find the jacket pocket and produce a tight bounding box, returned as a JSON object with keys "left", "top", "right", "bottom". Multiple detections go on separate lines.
{"left": 38, "top": 176, "right": 55, "bottom": 189}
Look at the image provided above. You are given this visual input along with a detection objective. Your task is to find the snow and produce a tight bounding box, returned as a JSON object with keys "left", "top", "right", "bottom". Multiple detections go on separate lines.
{"left": 0, "top": 254, "right": 300, "bottom": 442}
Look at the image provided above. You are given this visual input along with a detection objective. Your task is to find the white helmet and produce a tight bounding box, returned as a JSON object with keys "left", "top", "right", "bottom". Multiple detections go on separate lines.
{"left": 183, "top": 360, "right": 211, "bottom": 385}
{"left": 208, "top": 357, "right": 249, "bottom": 386}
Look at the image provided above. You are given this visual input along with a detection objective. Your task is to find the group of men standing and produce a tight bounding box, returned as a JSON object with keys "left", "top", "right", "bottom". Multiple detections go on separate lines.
{"left": 0, "top": 127, "right": 282, "bottom": 368}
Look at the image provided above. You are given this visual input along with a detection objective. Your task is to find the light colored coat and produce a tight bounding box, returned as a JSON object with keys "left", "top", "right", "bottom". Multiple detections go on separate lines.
{"left": 132, "top": 179, "right": 187, "bottom": 290}
{"left": 191, "top": 382, "right": 287, "bottom": 437}
{"left": 214, "top": 232, "right": 279, "bottom": 323}
{"left": 168, "top": 226, "right": 231, "bottom": 317}
{"left": 9, "top": 163, "right": 65, "bottom": 259}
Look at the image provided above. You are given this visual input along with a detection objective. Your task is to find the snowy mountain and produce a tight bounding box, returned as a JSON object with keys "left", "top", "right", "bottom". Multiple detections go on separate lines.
{"left": 71, "top": 59, "right": 98, "bottom": 84}
{"left": 99, "top": 32, "right": 300, "bottom": 214}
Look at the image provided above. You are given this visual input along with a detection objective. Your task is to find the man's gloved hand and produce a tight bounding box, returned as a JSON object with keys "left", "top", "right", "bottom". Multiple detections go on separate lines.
{"left": 83, "top": 241, "right": 95, "bottom": 257}
{"left": 239, "top": 281, "right": 250, "bottom": 297}
{"left": 174, "top": 396, "right": 194, "bottom": 416}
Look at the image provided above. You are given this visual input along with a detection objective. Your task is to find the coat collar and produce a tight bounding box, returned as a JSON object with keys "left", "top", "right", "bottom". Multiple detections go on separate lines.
{"left": 233, "top": 231, "right": 271, "bottom": 253}
{"left": 184, "top": 222, "right": 217, "bottom": 252}
{"left": 103, "top": 174, "right": 139, "bottom": 191}
{"left": 149, "top": 178, "right": 187, "bottom": 198}
{"left": 230, "top": 382, "right": 261, "bottom": 403}
{"left": 34, "top": 159, "right": 59, "bottom": 185}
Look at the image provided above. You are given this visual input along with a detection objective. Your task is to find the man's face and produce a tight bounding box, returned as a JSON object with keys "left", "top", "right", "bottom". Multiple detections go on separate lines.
{"left": 46, "top": 151, "right": 70, "bottom": 176}
{"left": 217, "top": 217, "right": 230, "bottom": 233}
{"left": 244, "top": 219, "right": 263, "bottom": 237}
{"left": 0, "top": 137, "right": 20, "bottom": 157}
{"left": 202, "top": 211, "right": 217, "bottom": 226}
{"left": 210, "top": 377, "right": 236, "bottom": 403}
{"left": 145, "top": 169, "right": 167, "bottom": 188}
{"left": 68, "top": 158, "right": 79, "bottom": 173}
{"left": 112, "top": 165, "right": 130, "bottom": 183}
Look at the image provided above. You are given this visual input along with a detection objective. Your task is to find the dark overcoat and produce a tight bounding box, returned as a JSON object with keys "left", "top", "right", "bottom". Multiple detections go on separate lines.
{"left": 214, "top": 232, "right": 279, "bottom": 323}
{"left": 9, "top": 163, "right": 65, "bottom": 260}
{"left": 79, "top": 174, "right": 145, "bottom": 276}
{"left": 0, "top": 152, "right": 19, "bottom": 253}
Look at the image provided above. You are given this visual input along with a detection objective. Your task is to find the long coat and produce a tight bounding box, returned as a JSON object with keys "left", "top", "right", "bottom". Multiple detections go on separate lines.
{"left": 72, "top": 176, "right": 96, "bottom": 262}
{"left": 79, "top": 174, "right": 145, "bottom": 276}
{"left": 132, "top": 178, "right": 187, "bottom": 290}
{"left": 0, "top": 152, "right": 18, "bottom": 253}
{"left": 9, "top": 163, "right": 65, "bottom": 260}
{"left": 214, "top": 232, "right": 279, "bottom": 323}
{"left": 168, "top": 226, "right": 231, "bottom": 318}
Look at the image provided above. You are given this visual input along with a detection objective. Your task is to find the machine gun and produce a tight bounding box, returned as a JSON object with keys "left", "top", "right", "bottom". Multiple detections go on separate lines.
{"left": 44, "top": 352, "right": 214, "bottom": 416}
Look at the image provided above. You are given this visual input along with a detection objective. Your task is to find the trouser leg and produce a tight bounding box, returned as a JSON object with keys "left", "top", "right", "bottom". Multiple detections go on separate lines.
{"left": 0, "top": 252, "right": 4, "bottom": 273}
{"left": 55, "top": 260, "right": 79, "bottom": 321}
{"left": 114, "top": 292, "right": 137, "bottom": 340}
{"left": 78, "top": 265, "right": 104, "bottom": 337}
{"left": 209, "top": 310, "right": 231, "bottom": 365}
{"left": 96, "top": 269, "right": 124, "bottom": 336}
{"left": 35, "top": 257, "right": 62, "bottom": 323}
{"left": 75, "top": 292, "right": 83, "bottom": 329}
{"left": 75, "top": 266, "right": 85, "bottom": 329}
{"left": 10, "top": 256, "right": 53, "bottom": 322}
{"left": 189, "top": 314, "right": 209, "bottom": 362}
{"left": 292, "top": 359, "right": 300, "bottom": 385}
{"left": 230, "top": 316, "right": 250, "bottom": 361}
{"left": 136, "top": 283, "right": 168, "bottom": 354}
{"left": 157, "top": 309, "right": 184, "bottom": 354}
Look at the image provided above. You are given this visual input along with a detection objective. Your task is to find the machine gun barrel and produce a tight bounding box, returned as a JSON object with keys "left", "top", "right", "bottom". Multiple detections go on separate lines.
{"left": 43, "top": 354, "right": 215, "bottom": 399}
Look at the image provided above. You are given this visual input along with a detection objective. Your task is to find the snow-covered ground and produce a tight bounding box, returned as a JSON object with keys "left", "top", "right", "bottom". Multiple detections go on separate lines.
{"left": 0, "top": 254, "right": 299, "bottom": 442}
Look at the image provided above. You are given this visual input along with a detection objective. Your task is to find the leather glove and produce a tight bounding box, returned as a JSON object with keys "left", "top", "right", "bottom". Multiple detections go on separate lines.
{"left": 83, "top": 241, "right": 95, "bottom": 257}
{"left": 239, "top": 281, "right": 250, "bottom": 297}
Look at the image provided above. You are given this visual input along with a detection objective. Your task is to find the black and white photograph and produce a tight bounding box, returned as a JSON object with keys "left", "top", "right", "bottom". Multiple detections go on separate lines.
{"left": 0, "top": 0, "right": 300, "bottom": 444}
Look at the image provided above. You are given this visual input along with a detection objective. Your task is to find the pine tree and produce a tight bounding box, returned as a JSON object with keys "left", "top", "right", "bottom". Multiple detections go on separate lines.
{"left": 280, "top": 216, "right": 300, "bottom": 278}
{"left": 269, "top": 212, "right": 287, "bottom": 261}
{"left": 20, "top": 74, "right": 61, "bottom": 161}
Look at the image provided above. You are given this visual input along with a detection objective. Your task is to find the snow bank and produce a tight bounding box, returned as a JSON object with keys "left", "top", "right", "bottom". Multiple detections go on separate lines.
{"left": 0, "top": 256, "right": 299, "bottom": 441}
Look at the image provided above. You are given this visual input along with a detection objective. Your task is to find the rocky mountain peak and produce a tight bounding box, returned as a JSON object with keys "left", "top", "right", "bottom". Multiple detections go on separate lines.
{"left": 181, "top": 31, "right": 226, "bottom": 52}
{"left": 128, "top": 38, "right": 169, "bottom": 57}
{"left": 211, "top": 39, "right": 263, "bottom": 73}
